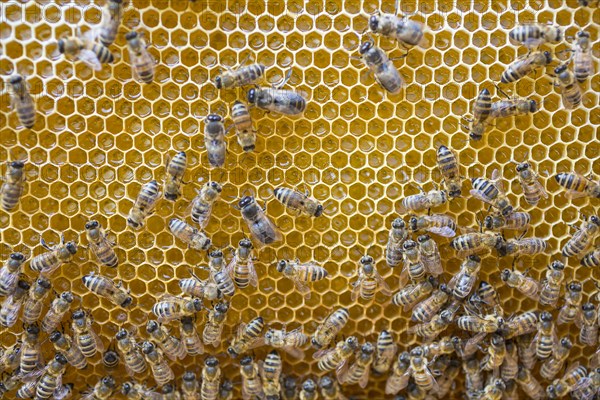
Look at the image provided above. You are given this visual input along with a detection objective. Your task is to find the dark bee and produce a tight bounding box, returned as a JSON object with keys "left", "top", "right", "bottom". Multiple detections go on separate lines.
{"left": 238, "top": 196, "right": 281, "bottom": 246}
{"left": 247, "top": 69, "right": 306, "bottom": 116}
{"left": 358, "top": 40, "right": 403, "bottom": 94}
{"left": 6, "top": 76, "right": 35, "bottom": 129}
{"left": 501, "top": 51, "right": 553, "bottom": 83}
{"left": 274, "top": 186, "right": 324, "bottom": 217}
{"left": 126, "top": 30, "right": 155, "bottom": 84}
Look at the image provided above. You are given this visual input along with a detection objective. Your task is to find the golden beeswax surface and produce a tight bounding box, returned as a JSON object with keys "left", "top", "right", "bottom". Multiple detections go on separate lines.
{"left": 0, "top": 0, "right": 599, "bottom": 398}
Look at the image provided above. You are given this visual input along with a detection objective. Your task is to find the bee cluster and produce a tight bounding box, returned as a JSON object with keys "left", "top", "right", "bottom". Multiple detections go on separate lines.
{"left": 0, "top": 0, "right": 599, "bottom": 399}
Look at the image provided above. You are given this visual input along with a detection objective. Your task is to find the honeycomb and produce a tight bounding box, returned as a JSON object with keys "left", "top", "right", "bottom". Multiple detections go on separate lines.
{"left": 0, "top": 0, "right": 598, "bottom": 398}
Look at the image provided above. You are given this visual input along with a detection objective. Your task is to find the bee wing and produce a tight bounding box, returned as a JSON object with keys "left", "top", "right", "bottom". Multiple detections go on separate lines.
{"left": 398, "top": 264, "right": 409, "bottom": 288}
{"left": 533, "top": 176, "right": 548, "bottom": 199}
{"left": 572, "top": 377, "right": 594, "bottom": 400}
{"left": 282, "top": 345, "right": 305, "bottom": 359}
{"left": 292, "top": 276, "right": 312, "bottom": 300}
{"left": 422, "top": 256, "right": 443, "bottom": 277}
{"left": 469, "top": 188, "right": 495, "bottom": 205}
{"left": 564, "top": 189, "right": 589, "bottom": 200}
{"left": 374, "top": 270, "right": 392, "bottom": 297}
{"left": 225, "top": 256, "right": 237, "bottom": 279}
{"left": 248, "top": 258, "right": 258, "bottom": 288}
{"left": 464, "top": 332, "right": 487, "bottom": 356}
{"left": 77, "top": 49, "right": 102, "bottom": 71}
{"left": 351, "top": 278, "right": 362, "bottom": 301}
{"left": 427, "top": 225, "right": 457, "bottom": 237}
{"left": 92, "top": 328, "right": 105, "bottom": 354}
{"left": 313, "top": 347, "right": 335, "bottom": 360}
{"left": 335, "top": 357, "right": 351, "bottom": 383}
{"left": 358, "top": 363, "right": 371, "bottom": 389}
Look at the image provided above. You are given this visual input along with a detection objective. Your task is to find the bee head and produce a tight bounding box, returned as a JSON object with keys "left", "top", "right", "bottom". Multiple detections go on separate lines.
{"left": 311, "top": 337, "right": 321, "bottom": 348}
{"left": 49, "top": 330, "right": 62, "bottom": 342}
{"left": 26, "top": 324, "right": 40, "bottom": 335}
{"left": 554, "top": 64, "right": 568, "bottom": 75}
{"left": 183, "top": 371, "right": 196, "bottom": 382}
{"left": 239, "top": 238, "right": 253, "bottom": 249}
{"left": 500, "top": 269, "right": 511, "bottom": 282}
{"left": 8, "top": 74, "right": 23, "bottom": 85}
{"left": 66, "top": 241, "right": 78, "bottom": 254}
{"left": 72, "top": 309, "right": 85, "bottom": 319}
{"left": 542, "top": 51, "right": 553, "bottom": 64}
{"left": 210, "top": 249, "right": 223, "bottom": 259}
{"left": 494, "top": 379, "right": 506, "bottom": 391}
{"left": 103, "top": 350, "right": 118, "bottom": 363}
{"left": 527, "top": 99, "right": 537, "bottom": 113}
{"left": 540, "top": 311, "right": 553, "bottom": 322}
{"left": 206, "top": 113, "right": 222, "bottom": 123}
{"left": 10, "top": 252, "right": 25, "bottom": 261}
{"left": 319, "top": 376, "right": 333, "bottom": 389}
{"left": 85, "top": 220, "right": 99, "bottom": 230}
{"left": 590, "top": 215, "right": 600, "bottom": 226}
{"left": 247, "top": 88, "right": 257, "bottom": 103}
{"left": 410, "top": 346, "right": 423, "bottom": 357}
{"left": 38, "top": 278, "right": 51, "bottom": 289}
{"left": 125, "top": 31, "right": 138, "bottom": 41}
{"left": 57, "top": 39, "right": 66, "bottom": 54}
{"left": 483, "top": 215, "right": 495, "bottom": 230}
{"left": 491, "top": 334, "right": 504, "bottom": 346}
{"left": 222, "top": 379, "right": 234, "bottom": 391}
{"left": 209, "top": 181, "right": 222, "bottom": 192}
{"left": 500, "top": 205, "right": 513, "bottom": 217}
{"left": 215, "top": 302, "right": 229, "bottom": 313}
{"left": 276, "top": 260, "right": 287, "bottom": 272}
{"left": 227, "top": 347, "right": 238, "bottom": 357}
{"left": 361, "top": 342, "right": 375, "bottom": 355}
{"left": 240, "top": 355, "right": 252, "bottom": 365}
{"left": 239, "top": 196, "right": 254, "bottom": 209}
{"left": 360, "top": 255, "right": 373, "bottom": 266}
{"left": 449, "top": 188, "right": 462, "bottom": 197}
{"left": 146, "top": 320, "right": 159, "bottom": 333}
{"left": 302, "top": 379, "right": 316, "bottom": 393}
{"left": 121, "top": 382, "right": 132, "bottom": 394}
{"left": 214, "top": 75, "right": 223, "bottom": 89}
{"left": 568, "top": 281, "right": 582, "bottom": 292}
{"left": 116, "top": 329, "right": 128, "bottom": 340}
{"left": 314, "top": 204, "right": 324, "bottom": 217}
{"left": 582, "top": 302, "right": 595, "bottom": 312}
{"left": 403, "top": 240, "right": 417, "bottom": 251}
{"left": 346, "top": 336, "right": 358, "bottom": 349}
{"left": 102, "top": 376, "right": 116, "bottom": 388}
{"left": 359, "top": 41, "right": 373, "bottom": 55}
{"left": 392, "top": 218, "right": 406, "bottom": 230}
{"left": 205, "top": 356, "right": 218, "bottom": 367}
{"left": 560, "top": 337, "right": 572, "bottom": 348}
{"left": 10, "top": 160, "right": 25, "bottom": 168}
{"left": 265, "top": 329, "right": 273, "bottom": 340}
{"left": 127, "top": 218, "right": 140, "bottom": 229}
{"left": 417, "top": 234, "right": 430, "bottom": 244}
{"left": 515, "top": 162, "right": 530, "bottom": 172}
{"left": 368, "top": 15, "right": 379, "bottom": 32}
{"left": 142, "top": 341, "right": 155, "bottom": 354}
{"left": 192, "top": 298, "right": 203, "bottom": 311}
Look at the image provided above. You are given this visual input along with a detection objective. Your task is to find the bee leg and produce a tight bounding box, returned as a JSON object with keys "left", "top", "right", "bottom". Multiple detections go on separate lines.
{"left": 274, "top": 68, "right": 293, "bottom": 90}
{"left": 494, "top": 83, "right": 511, "bottom": 100}
{"left": 40, "top": 238, "right": 53, "bottom": 251}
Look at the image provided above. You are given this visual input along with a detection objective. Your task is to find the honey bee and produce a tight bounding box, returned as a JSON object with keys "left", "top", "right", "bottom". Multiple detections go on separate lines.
{"left": 312, "top": 307, "right": 349, "bottom": 349}
{"left": 509, "top": 23, "right": 562, "bottom": 48}
{"left": 181, "top": 371, "right": 200, "bottom": 400}
{"left": 247, "top": 69, "right": 306, "bottom": 116}
{"left": 299, "top": 378, "right": 318, "bottom": 400}
{"left": 84, "top": 220, "right": 117, "bottom": 267}
{"left": 554, "top": 63, "right": 582, "bottom": 109}
{"left": 408, "top": 346, "right": 437, "bottom": 392}
{"left": 85, "top": 375, "right": 116, "bottom": 400}
{"left": 315, "top": 336, "right": 358, "bottom": 379}
{"left": 226, "top": 238, "right": 257, "bottom": 289}
{"left": 141, "top": 341, "right": 174, "bottom": 387}
{"left": 162, "top": 384, "right": 181, "bottom": 400}
{"left": 501, "top": 311, "right": 538, "bottom": 339}
{"left": 573, "top": 30, "right": 593, "bottom": 82}
{"left": 0, "top": 278, "right": 28, "bottom": 327}
{"left": 540, "top": 337, "right": 573, "bottom": 380}
{"left": 517, "top": 333, "right": 537, "bottom": 369}
{"left": 239, "top": 355, "right": 264, "bottom": 400}
{"left": 125, "top": 30, "right": 155, "bottom": 84}
{"left": 358, "top": 40, "right": 403, "bottom": 94}
{"left": 457, "top": 313, "right": 504, "bottom": 333}
{"left": 436, "top": 145, "right": 463, "bottom": 198}
{"left": 16, "top": 376, "right": 39, "bottom": 400}
{"left": 448, "top": 255, "right": 481, "bottom": 300}
{"left": 219, "top": 380, "right": 234, "bottom": 400}
{"left": 231, "top": 101, "right": 256, "bottom": 152}
{"left": 472, "top": 88, "right": 493, "bottom": 123}
{"left": 72, "top": 309, "right": 104, "bottom": 358}
{"left": 170, "top": 218, "right": 212, "bottom": 251}
{"left": 470, "top": 169, "right": 514, "bottom": 216}
{"left": 417, "top": 235, "right": 443, "bottom": 277}
{"left": 189, "top": 181, "right": 222, "bottom": 229}
{"left": 352, "top": 255, "right": 391, "bottom": 301}
{"left": 411, "top": 283, "right": 450, "bottom": 322}
{"left": 35, "top": 353, "right": 68, "bottom": 400}
{"left": 0, "top": 252, "right": 25, "bottom": 297}
{"left": 581, "top": 247, "right": 600, "bottom": 268}
{"left": 407, "top": 309, "right": 453, "bottom": 339}
{"left": 481, "top": 378, "right": 506, "bottom": 400}
{"left": 206, "top": 249, "right": 235, "bottom": 297}
{"left": 385, "top": 352, "right": 411, "bottom": 395}
{"left": 340, "top": 342, "right": 374, "bottom": 388}
{"left": 483, "top": 211, "right": 531, "bottom": 231}
{"left": 49, "top": 330, "right": 87, "bottom": 369}
{"left": 22, "top": 277, "right": 52, "bottom": 324}
{"left": 82, "top": 273, "right": 132, "bottom": 308}
{"left": 500, "top": 268, "right": 539, "bottom": 300}
{"left": 20, "top": 324, "right": 42, "bottom": 374}
{"left": 237, "top": 196, "right": 282, "bottom": 246}
{"left": 127, "top": 179, "right": 160, "bottom": 230}
{"left": 319, "top": 375, "right": 347, "bottom": 400}
{"left": 371, "top": 330, "right": 397, "bottom": 375}
{"left": 450, "top": 232, "right": 503, "bottom": 257}
{"left": 562, "top": 215, "right": 600, "bottom": 258}
{"left": 386, "top": 218, "right": 409, "bottom": 268}
{"left": 115, "top": 328, "right": 147, "bottom": 376}
{"left": 179, "top": 273, "right": 220, "bottom": 301}
{"left": 163, "top": 151, "right": 187, "bottom": 201}
{"left": 274, "top": 186, "right": 324, "bottom": 217}
{"left": 512, "top": 161, "right": 548, "bottom": 205}
{"left": 228, "top": 316, "right": 265, "bottom": 357}
{"left": 0, "top": 341, "right": 22, "bottom": 372}
{"left": 501, "top": 340, "right": 518, "bottom": 381}
{"left": 490, "top": 91, "right": 538, "bottom": 118}
{"left": 515, "top": 367, "right": 545, "bottom": 400}
{"left": 546, "top": 364, "right": 589, "bottom": 399}
{"left": 532, "top": 311, "right": 557, "bottom": 359}
{"left": 6, "top": 75, "right": 35, "bottom": 129}
{"left": 501, "top": 51, "right": 553, "bottom": 83}
{"left": 578, "top": 302, "right": 598, "bottom": 346}
{"left": 152, "top": 295, "right": 203, "bottom": 323}
{"left": 436, "top": 359, "right": 460, "bottom": 399}
{"left": 538, "top": 261, "right": 565, "bottom": 307}
{"left": 281, "top": 376, "right": 297, "bottom": 400}
{"left": 179, "top": 316, "right": 204, "bottom": 356}
{"left": 422, "top": 336, "right": 455, "bottom": 359}
{"left": 276, "top": 259, "right": 328, "bottom": 300}
{"left": 215, "top": 63, "right": 265, "bottom": 89}
{"left": 463, "top": 358, "right": 484, "bottom": 394}
{"left": 462, "top": 116, "right": 491, "bottom": 141}
{"left": 121, "top": 382, "right": 162, "bottom": 400}
{"left": 392, "top": 278, "right": 434, "bottom": 311}
{"left": 261, "top": 350, "right": 282, "bottom": 399}
{"left": 95, "top": 0, "right": 122, "bottom": 47}
{"left": 203, "top": 302, "right": 229, "bottom": 347}
{"left": 146, "top": 320, "right": 185, "bottom": 361}
{"left": 409, "top": 214, "right": 457, "bottom": 238}
{"left": 30, "top": 236, "right": 78, "bottom": 277}
{"left": 368, "top": 13, "right": 426, "bottom": 49}
{"left": 58, "top": 27, "right": 114, "bottom": 70}
{"left": 201, "top": 356, "right": 221, "bottom": 400}
{"left": 400, "top": 185, "right": 448, "bottom": 213}
{"left": 555, "top": 172, "right": 600, "bottom": 199}
{"left": 264, "top": 326, "right": 308, "bottom": 359}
